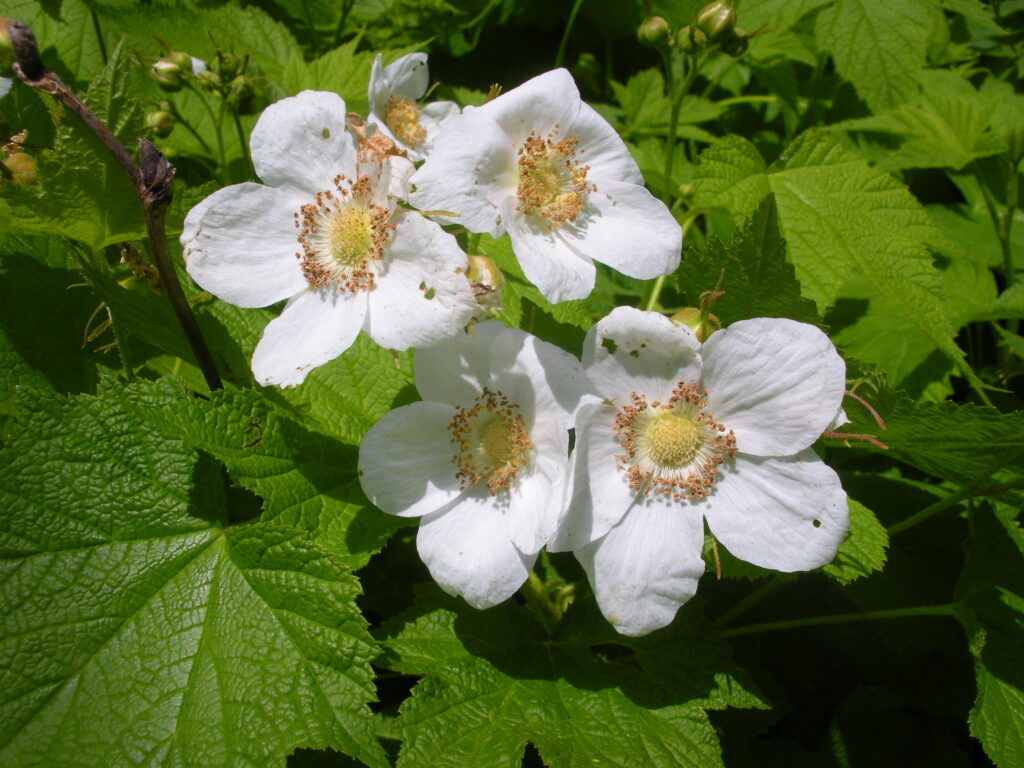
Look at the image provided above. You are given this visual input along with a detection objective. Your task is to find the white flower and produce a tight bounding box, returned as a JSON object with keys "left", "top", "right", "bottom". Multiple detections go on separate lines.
{"left": 190, "top": 57, "right": 208, "bottom": 76}
{"left": 0, "top": 78, "right": 11, "bottom": 99}
{"left": 367, "top": 53, "right": 459, "bottom": 162}
{"left": 552, "top": 307, "right": 849, "bottom": 636}
{"left": 181, "top": 90, "right": 478, "bottom": 387}
{"left": 410, "top": 68, "right": 681, "bottom": 304}
{"left": 359, "top": 321, "right": 590, "bottom": 608}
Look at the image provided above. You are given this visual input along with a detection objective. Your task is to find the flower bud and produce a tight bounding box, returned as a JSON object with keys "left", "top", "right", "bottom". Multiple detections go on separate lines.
{"left": 671, "top": 307, "right": 721, "bottom": 343}
{"left": 1, "top": 132, "right": 36, "bottom": 185}
{"left": 212, "top": 51, "right": 240, "bottom": 77}
{"left": 637, "top": 16, "right": 671, "bottom": 49}
{"left": 0, "top": 18, "right": 14, "bottom": 76}
{"left": 145, "top": 109, "right": 175, "bottom": 138}
{"left": 721, "top": 29, "right": 749, "bottom": 57}
{"left": 196, "top": 69, "right": 219, "bottom": 93}
{"left": 677, "top": 26, "right": 707, "bottom": 53}
{"left": 466, "top": 254, "right": 504, "bottom": 317}
{"left": 226, "top": 74, "right": 255, "bottom": 114}
{"left": 151, "top": 59, "right": 184, "bottom": 92}
{"left": 695, "top": 1, "right": 736, "bottom": 43}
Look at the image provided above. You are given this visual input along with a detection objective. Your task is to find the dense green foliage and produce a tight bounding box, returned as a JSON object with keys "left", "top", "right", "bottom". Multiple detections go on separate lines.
{"left": 0, "top": 0, "right": 1022, "bottom": 766}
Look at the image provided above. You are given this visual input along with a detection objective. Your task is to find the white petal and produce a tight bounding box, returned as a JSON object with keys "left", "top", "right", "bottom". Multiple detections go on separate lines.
{"left": 250, "top": 288, "right": 367, "bottom": 387}
{"left": 381, "top": 53, "right": 430, "bottom": 101}
{"left": 417, "top": 494, "right": 536, "bottom": 608}
{"left": 566, "top": 101, "right": 643, "bottom": 185}
{"left": 413, "top": 321, "right": 506, "bottom": 405}
{"left": 550, "top": 402, "right": 636, "bottom": 551}
{"left": 182, "top": 183, "right": 308, "bottom": 308}
{"left": 827, "top": 407, "right": 849, "bottom": 431}
{"left": 703, "top": 450, "right": 849, "bottom": 572}
{"left": 409, "top": 112, "right": 517, "bottom": 237}
{"left": 487, "top": 323, "right": 590, "bottom": 422}
{"left": 701, "top": 318, "right": 847, "bottom": 455}
{"left": 358, "top": 402, "right": 463, "bottom": 518}
{"left": 364, "top": 212, "right": 477, "bottom": 350}
{"left": 0, "top": 78, "right": 11, "bottom": 99}
{"left": 249, "top": 90, "right": 357, "bottom": 194}
{"left": 415, "top": 100, "right": 461, "bottom": 160}
{"left": 582, "top": 306, "right": 702, "bottom": 403}
{"left": 502, "top": 198, "right": 596, "bottom": 303}
{"left": 576, "top": 493, "right": 705, "bottom": 637}
{"left": 368, "top": 53, "right": 387, "bottom": 115}
{"left": 503, "top": 417, "right": 573, "bottom": 555}
{"left": 473, "top": 68, "right": 582, "bottom": 147}
{"left": 562, "top": 181, "right": 681, "bottom": 280}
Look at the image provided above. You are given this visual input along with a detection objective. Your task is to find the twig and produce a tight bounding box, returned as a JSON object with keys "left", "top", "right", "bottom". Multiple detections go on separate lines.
{"left": 10, "top": 20, "right": 223, "bottom": 391}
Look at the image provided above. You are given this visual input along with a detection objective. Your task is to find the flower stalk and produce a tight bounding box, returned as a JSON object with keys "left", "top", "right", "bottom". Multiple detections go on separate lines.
{"left": 10, "top": 20, "right": 223, "bottom": 391}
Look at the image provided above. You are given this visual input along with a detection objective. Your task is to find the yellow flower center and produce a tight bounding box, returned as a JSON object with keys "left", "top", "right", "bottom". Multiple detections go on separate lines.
{"left": 614, "top": 382, "right": 737, "bottom": 500}
{"left": 516, "top": 126, "right": 592, "bottom": 226}
{"left": 294, "top": 173, "right": 395, "bottom": 293}
{"left": 449, "top": 388, "right": 533, "bottom": 495}
{"left": 385, "top": 93, "right": 427, "bottom": 148}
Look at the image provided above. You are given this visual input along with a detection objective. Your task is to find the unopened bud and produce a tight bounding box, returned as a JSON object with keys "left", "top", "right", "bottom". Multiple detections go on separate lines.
{"left": 1, "top": 131, "right": 36, "bottom": 185}
{"left": 466, "top": 255, "right": 504, "bottom": 317}
{"left": 213, "top": 51, "right": 239, "bottom": 77}
{"left": 196, "top": 69, "right": 219, "bottom": 93}
{"left": 678, "top": 26, "right": 707, "bottom": 53}
{"left": 637, "top": 16, "right": 671, "bottom": 48}
{"left": 695, "top": 1, "right": 736, "bottom": 43}
{"left": 721, "top": 29, "right": 749, "bottom": 57}
{"left": 145, "top": 109, "right": 175, "bottom": 138}
{"left": 151, "top": 59, "right": 184, "bottom": 92}
{"left": 671, "top": 307, "right": 721, "bottom": 343}
{"left": 227, "top": 74, "right": 255, "bottom": 113}
{"left": 0, "top": 18, "right": 14, "bottom": 76}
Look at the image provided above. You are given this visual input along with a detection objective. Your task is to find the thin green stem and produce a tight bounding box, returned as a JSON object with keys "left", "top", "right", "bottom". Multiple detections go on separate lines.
{"left": 887, "top": 447, "right": 1024, "bottom": 535}
{"left": 89, "top": 8, "right": 108, "bottom": 65}
{"left": 520, "top": 571, "right": 560, "bottom": 634}
{"left": 721, "top": 604, "right": 957, "bottom": 639}
{"left": 716, "top": 94, "right": 779, "bottom": 108}
{"left": 185, "top": 82, "right": 227, "bottom": 179}
{"left": 713, "top": 576, "right": 785, "bottom": 629}
{"left": 332, "top": 0, "right": 356, "bottom": 47}
{"left": 106, "top": 305, "right": 135, "bottom": 382}
{"left": 555, "top": 0, "right": 587, "bottom": 69}
{"left": 644, "top": 275, "right": 666, "bottom": 312}
{"left": 232, "top": 111, "right": 251, "bottom": 177}
{"left": 166, "top": 101, "right": 214, "bottom": 155}
{"left": 664, "top": 53, "right": 701, "bottom": 198}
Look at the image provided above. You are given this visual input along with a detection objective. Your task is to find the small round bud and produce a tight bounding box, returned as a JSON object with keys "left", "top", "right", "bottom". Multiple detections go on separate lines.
{"left": 1, "top": 132, "right": 36, "bottom": 185}
{"left": 196, "top": 69, "right": 219, "bottom": 93}
{"left": 722, "top": 29, "right": 749, "bottom": 57}
{"left": 145, "top": 109, "right": 175, "bottom": 138}
{"left": 213, "top": 51, "right": 239, "bottom": 77}
{"left": 0, "top": 18, "right": 15, "bottom": 76}
{"left": 679, "top": 26, "right": 708, "bottom": 53}
{"left": 637, "top": 16, "right": 671, "bottom": 49}
{"left": 227, "top": 74, "right": 255, "bottom": 113}
{"left": 151, "top": 59, "right": 184, "bottom": 92}
{"left": 671, "top": 307, "right": 721, "bottom": 343}
{"left": 695, "top": 1, "right": 736, "bottom": 43}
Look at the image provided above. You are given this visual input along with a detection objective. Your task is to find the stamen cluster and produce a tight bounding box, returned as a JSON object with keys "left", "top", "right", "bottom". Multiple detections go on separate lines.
{"left": 614, "top": 381, "right": 736, "bottom": 500}
{"left": 385, "top": 93, "right": 427, "bottom": 148}
{"left": 449, "top": 387, "right": 533, "bottom": 494}
{"left": 515, "top": 126, "right": 594, "bottom": 225}
{"left": 293, "top": 173, "right": 394, "bottom": 292}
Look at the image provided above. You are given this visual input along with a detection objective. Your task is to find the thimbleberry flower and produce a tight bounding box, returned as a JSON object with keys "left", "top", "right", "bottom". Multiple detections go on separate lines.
{"left": 552, "top": 307, "right": 849, "bottom": 636}
{"left": 410, "top": 68, "right": 681, "bottom": 303}
{"left": 367, "top": 53, "right": 459, "bottom": 162}
{"left": 359, "top": 322, "right": 590, "bottom": 608}
{"left": 181, "top": 90, "right": 477, "bottom": 387}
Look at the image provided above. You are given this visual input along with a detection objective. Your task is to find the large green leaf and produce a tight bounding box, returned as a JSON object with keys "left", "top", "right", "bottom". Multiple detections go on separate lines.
{"left": 823, "top": 499, "right": 889, "bottom": 584}
{"left": 815, "top": 0, "right": 939, "bottom": 113}
{"left": 694, "top": 131, "right": 968, "bottom": 385}
{"left": 956, "top": 505, "right": 1024, "bottom": 768}
{"left": 0, "top": 380, "right": 388, "bottom": 767}
{"left": 379, "top": 588, "right": 764, "bottom": 768}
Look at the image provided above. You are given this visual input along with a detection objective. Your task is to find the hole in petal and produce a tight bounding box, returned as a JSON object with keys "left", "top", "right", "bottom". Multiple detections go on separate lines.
{"left": 813, "top": 519, "right": 821, "bottom": 528}
{"left": 321, "top": 128, "right": 331, "bottom": 139}
{"left": 601, "top": 337, "right": 617, "bottom": 354}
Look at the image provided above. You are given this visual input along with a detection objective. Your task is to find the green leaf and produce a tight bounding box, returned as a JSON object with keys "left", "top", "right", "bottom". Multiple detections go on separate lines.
{"left": 675, "top": 194, "right": 821, "bottom": 326}
{"left": 956, "top": 505, "right": 1024, "bottom": 768}
{"left": 815, "top": 0, "right": 939, "bottom": 113}
{"left": 823, "top": 499, "right": 889, "bottom": 584}
{"left": 146, "top": 385, "right": 402, "bottom": 569}
{"left": 831, "top": 73, "right": 1007, "bottom": 169}
{"left": 379, "top": 589, "right": 763, "bottom": 767}
{"left": 694, "top": 131, "right": 968, "bottom": 386}
{"left": 279, "top": 40, "right": 377, "bottom": 115}
{"left": 0, "top": 380, "right": 388, "bottom": 767}
{"left": 0, "top": 41, "right": 145, "bottom": 250}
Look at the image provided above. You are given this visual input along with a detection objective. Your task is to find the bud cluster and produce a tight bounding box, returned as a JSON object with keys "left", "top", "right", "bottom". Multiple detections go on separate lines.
{"left": 638, "top": 2, "right": 750, "bottom": 58}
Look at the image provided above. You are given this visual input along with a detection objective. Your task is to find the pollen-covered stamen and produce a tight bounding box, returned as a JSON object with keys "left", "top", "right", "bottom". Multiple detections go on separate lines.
{"left": 515, "top": 125, "right": 594, "bottom": 226}
{"left": 385, "top": 93, "right": 427, "bottom": 148}
{"left": 614, "top": 381, "right": 737, "bottom": 500}
{"left": 294, "top": 173, "right": 395, "bottom": 292}
{"left": 449, "top": 387, "right": 533, "bottom": 494}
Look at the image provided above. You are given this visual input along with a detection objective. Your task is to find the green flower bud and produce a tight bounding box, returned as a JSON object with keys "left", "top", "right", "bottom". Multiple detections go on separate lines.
{"left": 637, "top": 16, "right": 671, "bottom": 49}
{"left": 670, "top": 307, "right": 721, "bottom": 343}
{"left": 678, "top": 26, "right": 707, "bottom": 53}
{"left": 212, "top": 51, "right": 240, "bottom": 77}
{"left": 196, "top": 69, "right": 219, "bottom": 93}
{"left": 226, "top": 74, "right": 255, "bottom": 114}
{"left": 1, "top": 132, "right": 36, "bottom": 185}
{"left": 151, "top": 59, "right": 184, "bottom": 92}
{"left": 721, "top": 29, "right": 749, "bottom": 57}
{"left": 0, "top": 18, "right": 14, "bottom": 76}
{"left": 145, "top": 109, "right": 175, "bottom": 138}
{"left": 695, "top": 1, "right": 736, "bottom": 43}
